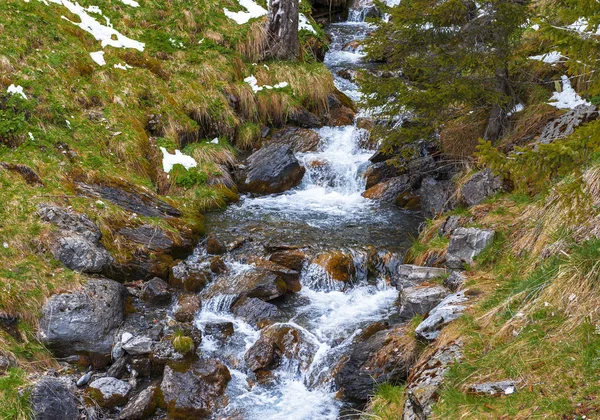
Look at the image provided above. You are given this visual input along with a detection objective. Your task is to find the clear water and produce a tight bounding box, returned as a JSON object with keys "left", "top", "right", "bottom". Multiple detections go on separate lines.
{"left": 198, "top": 8, "right": 422, "bottom": 420}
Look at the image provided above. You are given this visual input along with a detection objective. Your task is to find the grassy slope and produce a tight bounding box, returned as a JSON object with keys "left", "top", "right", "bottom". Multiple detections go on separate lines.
{"left": 0, "top": 0, "right": 333, "bottom": 416}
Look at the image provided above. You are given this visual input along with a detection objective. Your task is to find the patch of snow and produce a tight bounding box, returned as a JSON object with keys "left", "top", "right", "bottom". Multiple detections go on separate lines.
{"left": 273, "top": 81, "right": 289, "bottom": 89}
{"left": 507, "top": 103, "right": 524, "bottom": 117}
{"left": 7, "top": 84, "right": 27, "bottom": 100}
{"left": 44, "top": 0, "right": 144, "bottom": 51}
{"left": 548, "top": 75, "right": 591, "bottom": 110}
{"left": 120, "top": 0, "right": 139, "bottom": 7}
{"left": 244, "top": 75, "right": 290, "bottom": 93}
{"left": 210, "top": 138, "right": 219, "bottom": 144}
{"left": 86, "top": 5, "right": 102, "bottom": 14}
{"left": 224, "top": 0, "right": 267, "bottom": 25}
{"left": 299, "top": 13, "right": 317, "bottom": 34}
{"left": 531, "top": 23, "right": 540, "bottom": 31}
{"left": 90, "top": 51, "right": 106, "bottom": 66}
{"left": 2, "top": 242, "right": 8, "bottom": 249}
{"left": 160, "top": 147, "right": 197, "bottom": 173}
{"left": 504, "top": 386, "right": 515, "bottom": 395}
{"left": 528, "top": 51, "right": 566, "bottom": 64}
{"left": 113, "top": 63, "right": 132, "bottom": 70}
{"left": 28, "top": 132, "right": 35, "bottom": 141}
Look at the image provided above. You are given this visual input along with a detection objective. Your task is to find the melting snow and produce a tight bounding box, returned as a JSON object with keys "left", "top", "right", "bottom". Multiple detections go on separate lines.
{"left": 89, "top": 51, "right": 106, "bottom": 66}
{"left": 244, "top": 75, "right": 290, "bottom": 93}
{"left": 28, "top": 132, "right": 35, "bottom": 141}
{"left": 210, "top": 138, "right": 219, "bottom": 144}
{"left": 160, "top": 147, "right": 197, "bottom": 173}
{"left": 548, "top": 75, "right": 591, "bottom": 110}
{"left": 7, "top": 84, "right": 27, "bottom": 100}
{"left": 299, "top": 13, "right": 317, "bottom": 34}
{"left": 508, "top": 103, "right": 524, "bottom": 116}
{"left": 120, "top": 0, "right": 139, "bottom": 7}
{"left": 114, "top": 63, "right": 133, "bottom": 70}
{"left": 529, "top": 51, "right": 566, "bottom": 64}
{"left": 224, "top": 0, "right": 267, "bottom": 25}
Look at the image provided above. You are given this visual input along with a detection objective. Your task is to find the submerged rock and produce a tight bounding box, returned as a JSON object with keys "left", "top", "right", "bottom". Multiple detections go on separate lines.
{"left": 170, "top": 261, "right": 210, "bottom": 293}
{"left": 31, "top": 377, "right": 78, "bottom": 420}
{"left": 38, "top": 279, "right": 125, "bottom": 366}
{"left": 237, "top": 143, "right": 306, "bottom": 195}
{"left": 446, "top": 227, "right": 495, "bottom": 269}
{"left": 335, "top": 326, "right": 418, "bottom": 401}
{"left": 460, "top": 169, "right": 502, "bottom": 207}
{"left": 207, "top": 268, "right": 288, "bottom": 302}
{"left": 414, "top": 291, "right": 468, "bottom": 342}
{"left": 89, "top": 377, "right": 132, "bottom": 408}
{"left": 160, "top": 359, "right": 231, "bottom": 419}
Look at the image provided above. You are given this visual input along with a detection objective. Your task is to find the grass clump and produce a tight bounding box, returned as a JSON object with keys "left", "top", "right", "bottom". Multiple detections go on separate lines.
{"left": 171, "top": 331, "right": 195, "bottom": 355}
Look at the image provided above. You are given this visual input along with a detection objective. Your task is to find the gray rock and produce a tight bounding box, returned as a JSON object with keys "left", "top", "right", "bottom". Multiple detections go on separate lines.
{"left": 444, "top": 271, "right": 466, "bottom": 292}
{"left": 537, "top": 104, "right": 598, "bottom": 146}
{"left": 398, "top": 285, "right": 450, "bottom": 320}
{"left": 0, "top": 351, "right": 16, "bottom": 374}
{"left": 107, "top": 356, "right": 129, "bottom": 379}
{"left": 76, "top": 371, "right": 92, "bottom": 387}
{"left": 141, "top": 278, "right": 171, "bottom": 305}
{"left": 38, "top": 204, "right": 101, "bottom": 242}
{"left": 149, "top": 341, "right": 185, "bottom": 371}
{"left": 119, "top": 224, "right": 174, "bottom": 251}
{"left": 415, "top": 291, "right": 468, "bottom": 342}
{"left": 118, "top": 384, "right": 158, "bottom": 420}
{"left": 232, "top": 297, "right": 280, "bottom": 327}
{"left": 467, "top": 380, "right": 518, "bottom": 396}
{"left": 393, "top": 265, "right": 447, "bottom": 289}
{"left": 50, "top": 234, "right": 113, "bottom": 273}
{"left": 31, "top": 377, "right": 78, "bottom": 420}
{"left": 271, "top": 126, "right": 321, "bottom": 153}
{"left": 288, "top": 108, "right": 323, "bottom": 128}
{"left": 439, "top": 215, "right": 463, "bottom": 236}
{"left": 238, "top": 144, "right": 306, "bottom": 194}
{"left": 419, "top": 177, "right": 456, "bottom": 218}
{"left": 461, "top": 169, "right": 502, "bottom": 207}
{"left": 364, "top": 160, "right": 403, "bottom": 189}
{"left": 38, "top": 279, "right": 125, "bottom": 364}
{"left": 161, "top": 359, "right": 231, "bottom": 418}
{"left": 203, "top": 322, "right": 235, "bottom": 342}
{"left": 363, "top": 175, "right": 411, "bottom": 203}
{"left": 402, "top": 340, "right": 463, "bottom": 419}
{"left": 170, "top": 261, "right": 210, "bottom": 293}
{"left": 446, "top": 227, "right": 495, "bottom": 269}
{"left": 122, "top": 336, "right": 154, "bottom": 356}
{"left": 89, "top": 377, "right": 132, "bottom": 408}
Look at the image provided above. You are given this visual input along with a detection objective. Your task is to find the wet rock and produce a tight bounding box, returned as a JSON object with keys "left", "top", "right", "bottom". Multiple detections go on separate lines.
{"left": 446, "top": 227, "right": 495, "bottom": 269}
{"left": 122, "top": 336, "right": 154, "bottom": 356}
{"left": 160, "top": 359, "right": 231, "bottom": 419}
{"left": 460, "top": 169, "right": 502, "bottom": 207}
{"left": 118, "top": 224, "right": 175, "bottom": 252}
{"left": 170, "top": 261, "right": 210, "bottom": 293}
{"left": 75, "top": 181, "right": 181, "bottom": 218}
{"left": 419, "top": 177, "right": 456, "bottom": 218}
{"left": 288, "top": 107, "right": 323, "bottom": 128}
{"left": 107, "top": 355, "right": 130, "bottom": 379}
{"left": 203, "top": 322, "right": 235, "bottom": 341}
{"left": 364, "top": 161, "right": 403, "bottom": 189}
{"left": 398, "top": 285, "right": 450, "bottom": 320}
{"left": 232, "top": 297, "right": 280, "bottom": 327}
{"left": 444, "top": 271, "right": 466, "bottom": 292}
{"left": 467, "top": 380, "right": 518, "bottom": 396}
{"left": 208, "top": 268, "right": 287, "bottom": 302}
{"left": 50, "top": 234, "right": 113, "bottom": 273}
{"left": 402, "top": 340, "right": 463, "bottom": 419}
{"left": 210, "top": 256, "right": 227, "bottom": 274}
{"left": 0, "top": 162, "right": 45, "bottom": 186}
{"left": 245, "top": 324, "right": 319, "bottom": 372}
{"left": 31, "top": 377, "right": 78, "bottom": 420}
{"left": 174, "top": 294, "right": 201, "bottom": 323}
{"left": 395, "top": 191, "right": 421, "bottom": 210}
{"left": 363, "top": 175, "right": 411, "bottom": 203}
{"left": 251, "top": 258, "right": 302, "bottom": 292}
{"left": 327, "top": 93, "right": 356, "bottom": 126}
{"left": 206, "top": 234, "right": 226, "bottom": 255}
{"left": 89, "top": 377, "right": 132, "bottom": 408}
{"left": 141, "top": 278, "right": 171, "bottom": 305}
{"left": 393, "top": 265, "right": 447, "bottom": 289}
{"left": 37, "top": 204, "right": 101, "bottom": 242}
{"left": 537, "top": 104, "right": 598, "bottom": 146}
{"left": 149, "top": 341, "right": 185, "bottom": 373}
{"left": 118, "top": 384, "right": 158, "bottom": 419}
{"left": 238, "top": 144, "right": 306, "bottom": 194}
{"left": 271, "top": 126, "right": 321, "bottom": 152}
{"left": 313, "top": 251, "right": 356, "bottom": 283}
{"left": 38, "top": 279, "right": 125, "bottom": 366}
{"left": 335, "top": 326, "right": 418, "bottom": 401}
{"left": 415, "top": 291, "right": 468, "bottom": 342}
{"left": 269, "top": 249, "right": 307, "bottom": 272}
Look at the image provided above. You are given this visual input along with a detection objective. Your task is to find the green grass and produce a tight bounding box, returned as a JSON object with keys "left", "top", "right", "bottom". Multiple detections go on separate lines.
{"left": 0, "top": 368, "right": 31, "bottom": 420}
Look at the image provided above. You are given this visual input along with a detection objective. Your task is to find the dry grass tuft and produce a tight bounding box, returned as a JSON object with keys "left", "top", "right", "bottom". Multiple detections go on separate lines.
{"left": 440, "top": 110, "right": 487, "bottom": 159}
{"left": 235, "top": 19, "right": 267, "bottom": 61}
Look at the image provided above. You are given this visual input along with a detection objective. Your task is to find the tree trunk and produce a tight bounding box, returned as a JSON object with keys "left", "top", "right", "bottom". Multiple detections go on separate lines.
{"left": 483, "top": 67, "right": 512, "bottom": 141}
{"left": 267, "top": 0, "right": 300, "bottom": 60}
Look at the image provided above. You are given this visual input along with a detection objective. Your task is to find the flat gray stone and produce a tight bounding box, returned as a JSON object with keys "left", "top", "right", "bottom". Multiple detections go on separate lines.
{"left": 415, "top": 291, "right": 468, "bottom": 342}
{"left": 398, "top": 285, "right": 450, "bottom": 320}
{"left": 467, "top": 380, "right": 518, "bottom": 396}
{"left": 394, "top": 264, "right": 447, "bottom": 289}
{"left": 89, "top": 377, "right": 131, "bottom": 408}
{"left": 446, "top": 227, "right": 495, "bottom": 269}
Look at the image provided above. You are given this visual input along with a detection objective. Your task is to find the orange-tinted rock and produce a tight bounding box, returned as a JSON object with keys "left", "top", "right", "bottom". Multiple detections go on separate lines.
{"left": 313, "top": 251, "right": 356, "bottom": 282}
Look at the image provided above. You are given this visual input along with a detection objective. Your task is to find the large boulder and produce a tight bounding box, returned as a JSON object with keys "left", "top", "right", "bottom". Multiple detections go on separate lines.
{"left": 141, "top": 277, "right": 171, "bottom": 305}
{"left": 160, "top": 359, "right": 231, "bottom": 419}
{"left": 393, "top": 265, "right": 447, "bottom": 289}
{"left": 537, "top": 104, "right": 598, "bottom": 146}
{"left": 89, "top": 377, "right": 132, "bottom": 408}
{"left": 118, "top": 384, "right": 159, "bottom": 420}
{"left": 271, "top": 127, "right": 321, "bottom": 152}
{"left": 244, "top": 323, "right": 319, "bottom": 373}
{"left": 398, "top": 285, "right": 450, "bottom": 320}
{"left": 446, "top": 227, "right": 495, "bottom": 269}
{"left": 38, "top": 279, "right": 125, "bottom": 365}
{"left": 419, "top": 177, "right": 456, "bottom": 218}
{"left": 415, "top": 291, "right": 468, "bottom": 342}
{"left": 402, "top": 340, "right": 463, "bottom": 419}
{"left": 363, "top": 175, "right": 410, "bottom": 203}
{"left": 31, "top": 377, "right": 78, "bottom": 420}
{"left": 238, "top": 144, "right": 306, "bottom": 194}
{"left": 38, "top": 204, "right": 101, "bottom": 242}
{"left": 460, "top": 169, "right": 502, "bottom": 207}
{"left": 335, "top": 326, "right": 418, "bottom": 401}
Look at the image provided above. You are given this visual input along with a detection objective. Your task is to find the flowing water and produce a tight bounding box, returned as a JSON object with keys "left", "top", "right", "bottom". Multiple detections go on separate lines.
{"left": 196, "top": 7, "right": 423, "bottom": 420}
